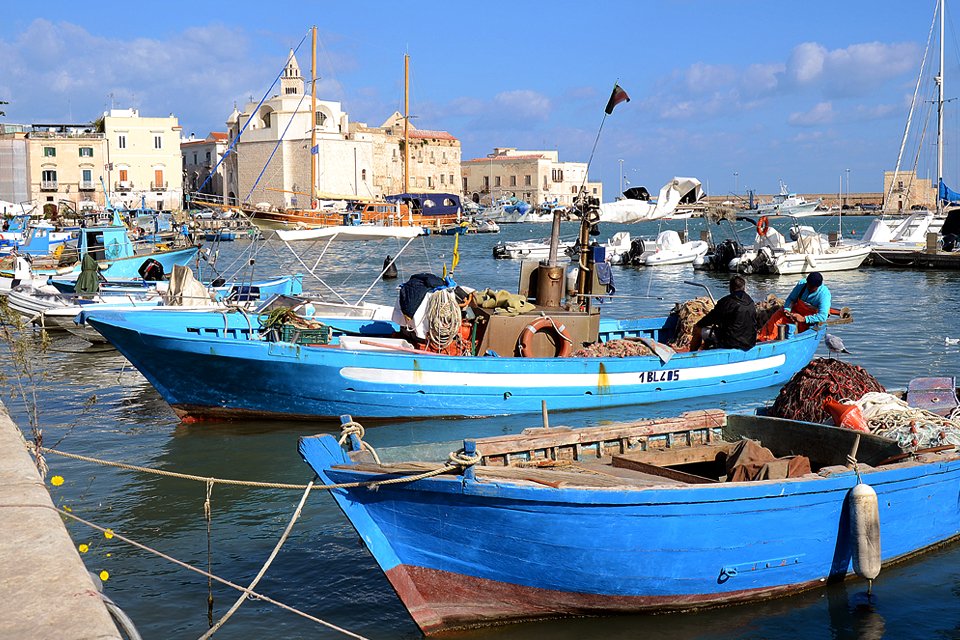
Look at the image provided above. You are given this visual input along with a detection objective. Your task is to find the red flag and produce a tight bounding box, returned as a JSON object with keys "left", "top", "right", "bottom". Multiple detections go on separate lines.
{"left": 604, "top": 84, "right": 630, "bottom": 115}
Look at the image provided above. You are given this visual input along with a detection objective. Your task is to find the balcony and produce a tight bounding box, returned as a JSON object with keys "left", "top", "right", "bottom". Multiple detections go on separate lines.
{"left": 79, "top": 180, "right": 95, "bottom": 191}
{"left": 151, "top": 181, "right": 168, "bottom": 191}
{"left": 40, "top": 180, "right": 58, "bottom": 191}
{"left": 115, "top": 180, "right": 133, "bottom": 191}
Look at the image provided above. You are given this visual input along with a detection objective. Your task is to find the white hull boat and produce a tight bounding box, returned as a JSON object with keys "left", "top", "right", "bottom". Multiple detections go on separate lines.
{"left": 861, "top": 210, "right": 945, "bottom": 251}
{"left": 641, "top": 230, "right": 709, "bottom": 266}
{"left": 733, "top": 226, "right": 871, "bottom": 275}
{"left": 598, "top": 177, "right": 703, "bottom": 224}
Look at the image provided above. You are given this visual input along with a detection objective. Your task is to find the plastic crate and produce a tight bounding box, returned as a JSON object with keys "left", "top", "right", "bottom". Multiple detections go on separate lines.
{"left": 280, "top": 323, "right": 331, "bottom": 345}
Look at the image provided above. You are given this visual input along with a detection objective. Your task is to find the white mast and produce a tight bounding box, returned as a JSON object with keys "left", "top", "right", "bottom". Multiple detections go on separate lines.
{"left": 937, "top": 0, "right": 945, "bottom": 214}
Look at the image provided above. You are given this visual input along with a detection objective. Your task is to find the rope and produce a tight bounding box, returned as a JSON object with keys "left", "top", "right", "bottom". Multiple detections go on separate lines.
{"left": 770, "top": 358, "right": 885, "bottom": 423}
{"left": 205, "top": 479, "right": 214, "bottom": 627}
{"left": 426, "top": 288, "right": 461, "bottom": 350}
{"left": 852, "top": 392, "right": 960, "bottom": 452}
{"left": 199, "top": 480, "right": 315, "bottom": 639}
{"left": 337, "top": 421, "right": 381, "bottom": 465}
{"left": 0, "top": 505, "right": 369, "bottom": 640}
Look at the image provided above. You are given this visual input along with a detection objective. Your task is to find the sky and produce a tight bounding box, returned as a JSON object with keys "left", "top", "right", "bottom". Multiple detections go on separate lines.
{"left": 1, "top": 0, "right": 956, "bottom": 200}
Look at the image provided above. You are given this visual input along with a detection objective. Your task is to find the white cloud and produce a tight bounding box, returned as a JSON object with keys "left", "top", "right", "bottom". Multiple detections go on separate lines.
{"left": 789, "top": 101, "right": 835, "bottom": 126}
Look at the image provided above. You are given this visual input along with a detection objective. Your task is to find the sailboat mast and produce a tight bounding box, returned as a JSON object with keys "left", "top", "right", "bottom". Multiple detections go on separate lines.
{"left": 310, "top": 25, "right": 318, "bottom": 209}
{"left": 938, "top": 0, "right": 945, "bottom": 214}
{"left": 403, "top": 54, "right": 410, "bottom": 194}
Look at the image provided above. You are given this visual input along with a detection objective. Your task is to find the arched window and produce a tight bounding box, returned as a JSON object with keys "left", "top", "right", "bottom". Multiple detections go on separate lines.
{"left": 315, "top": 111, "right": 327, "bottom": 126}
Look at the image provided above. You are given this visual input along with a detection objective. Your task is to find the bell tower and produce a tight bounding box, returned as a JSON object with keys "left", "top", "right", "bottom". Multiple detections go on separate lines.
{"left": 280, "top": 49, "right": 303, "bottom": 96}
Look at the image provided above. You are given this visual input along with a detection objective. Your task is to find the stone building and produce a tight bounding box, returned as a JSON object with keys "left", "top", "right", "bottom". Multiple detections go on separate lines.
{"left": 227, "top": 50, "right": 377, "bottom": 209}
{"left": 461, "top": 148, "right": 602, "bottom": 206}
{"left": 0, "top": 125, "right": 30, "bottom": 212}
{"left": 352, "top": 112, "right": 461, "bottom": 195}
{"left": 181, "top": 132, "right": 229, "bottom": 204}
{"left": 882, "top": 170, "right": 936, "bottom": 212}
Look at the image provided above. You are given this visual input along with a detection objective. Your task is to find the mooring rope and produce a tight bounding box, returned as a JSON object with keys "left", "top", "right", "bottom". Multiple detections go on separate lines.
{"left": 427, "top": 288, "right": 461, "bottom": 350}
{"left": 199, "top": 480, "right": 315, "bottom": 639}
{"left": 0, "top": 505, "right": 369, "bottom": 640}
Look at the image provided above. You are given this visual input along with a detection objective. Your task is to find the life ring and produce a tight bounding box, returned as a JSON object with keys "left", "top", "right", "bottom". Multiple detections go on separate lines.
{"left": 518, "top": 316, "right": 573, "bottom": 358}
{"left": 757, "top": 216, "right": 770, "bottom": 236}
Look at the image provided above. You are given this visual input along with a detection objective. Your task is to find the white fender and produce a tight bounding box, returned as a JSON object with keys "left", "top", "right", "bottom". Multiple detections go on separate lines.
{"left": 849, "top": 483, "right": 881, "bottom": 580}
{"left": 805, "top": 254, "right": 818, "bottom": 268}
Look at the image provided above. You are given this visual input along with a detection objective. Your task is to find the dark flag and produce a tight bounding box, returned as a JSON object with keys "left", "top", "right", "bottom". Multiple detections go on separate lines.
{"left": 604, "top": 84, "right": 630, "bottom": 115}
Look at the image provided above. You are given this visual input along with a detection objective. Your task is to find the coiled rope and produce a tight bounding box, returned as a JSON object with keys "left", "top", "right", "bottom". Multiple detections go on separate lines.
{"left": 853, "top": 391, "right": 960, "bottom": 452}
{"left": 427, "top": 288, "right": 461, "bottom": 350}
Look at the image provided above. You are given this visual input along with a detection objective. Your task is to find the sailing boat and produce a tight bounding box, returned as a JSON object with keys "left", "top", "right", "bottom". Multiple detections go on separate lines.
{"left": 863, "top": 0, "right": 950, "bottom": 251}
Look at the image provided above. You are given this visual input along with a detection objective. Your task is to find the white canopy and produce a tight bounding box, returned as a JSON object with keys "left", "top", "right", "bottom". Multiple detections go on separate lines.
{"left": 598, "top": 177, "right": 704, "bottom": 224}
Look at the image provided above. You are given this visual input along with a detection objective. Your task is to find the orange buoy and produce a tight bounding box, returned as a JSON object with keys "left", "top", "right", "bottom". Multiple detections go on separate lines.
{"left": 757, "top": 216, "right": 770, "bottom": 236}
{"left": 823, "top": 398, "right": 869, "bottom": 432}
{"left": 518, "top": 316, "right": 573, "bottom": 358}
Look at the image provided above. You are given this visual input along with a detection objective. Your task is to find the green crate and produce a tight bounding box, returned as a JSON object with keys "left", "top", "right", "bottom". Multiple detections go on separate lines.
{"left": 280, "top": 323, "right": 331, "bottom": 345}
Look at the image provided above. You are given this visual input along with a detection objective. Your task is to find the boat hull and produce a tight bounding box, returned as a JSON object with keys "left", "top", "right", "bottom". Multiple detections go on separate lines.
{"left": 772, "top": 245, "right": 872, "bottom": 274}
{"left": 84, "top": 310, "right": 823, "bottom": 420}
{"left": 300, "top": 430, "right": 960, "bottom": 633}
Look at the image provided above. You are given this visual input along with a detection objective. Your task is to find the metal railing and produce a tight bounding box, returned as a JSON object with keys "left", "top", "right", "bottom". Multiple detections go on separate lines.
{"left": 79, "top": 181, "right": 95, "bottom": 190}
{"left": 115, "top": 181, "right": 133, "bottom": 190}
{"left": 151, "top": 181, "right": 168, "bottom": 190}
{"left": 40, "top": 180, "right": 58, "bottom": 190}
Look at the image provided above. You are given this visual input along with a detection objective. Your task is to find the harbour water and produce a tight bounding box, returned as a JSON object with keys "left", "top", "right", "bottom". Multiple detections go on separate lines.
{"left": 7, "top": 214, "right": 960, "bottom": 639}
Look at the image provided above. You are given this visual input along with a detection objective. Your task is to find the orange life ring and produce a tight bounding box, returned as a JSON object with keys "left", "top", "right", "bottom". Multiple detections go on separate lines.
{"left": 757, "top": 216, "right": 770, "bottom": 236}
{"left": 518, "top": 316, "right": 573, "bottom": 358}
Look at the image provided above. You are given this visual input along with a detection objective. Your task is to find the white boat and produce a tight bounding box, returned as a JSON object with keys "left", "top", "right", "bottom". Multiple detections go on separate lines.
{"left": 641, "top": 230, "right": 709, "bottom": 266}
{"left": 734, "top": 225, "right": 871, "bottom": 275}
{"left": 493, "top": 231, "right": 635, "bottom": 263}
{"left": 753, "top": 181, "right": 823, "bottom": 217}
{"left": 598, "top": 177, "right": 703, "bottom": 224}
{"left": 476, "top": 197, "right": 535, "bottom": 224}
{"left": 861, "top": 210, "right": 945, "bottom": 251}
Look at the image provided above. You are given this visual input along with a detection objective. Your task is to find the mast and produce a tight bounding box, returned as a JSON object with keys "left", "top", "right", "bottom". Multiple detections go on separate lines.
{"left": 310, "top": 26, "right": 318, "bottom": 209}
{"left": 403, "top": 54, "right": 410, "bottom": 194}
{"left": 937, "top": 0, "right": 945, "bottom": 214}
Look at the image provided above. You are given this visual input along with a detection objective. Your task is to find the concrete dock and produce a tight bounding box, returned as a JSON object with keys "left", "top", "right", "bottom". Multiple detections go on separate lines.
{"left": 0, "top": 404, "right": 121, "bottom": 640}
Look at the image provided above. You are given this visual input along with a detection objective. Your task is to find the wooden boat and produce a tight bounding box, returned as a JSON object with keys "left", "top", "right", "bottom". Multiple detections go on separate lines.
{"left": 299, "top": 409, "right": 960, "bottom": 634}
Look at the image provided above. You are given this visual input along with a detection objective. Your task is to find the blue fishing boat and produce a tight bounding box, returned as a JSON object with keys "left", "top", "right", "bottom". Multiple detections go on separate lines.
{"left": 299, "top": 409, "right": 960, "bottom": 634}
{"left": 82, "top": 200, "right": 827, "bottom": 421}
{"left": 82, "top": 307, "right": 822, "bottom": 420}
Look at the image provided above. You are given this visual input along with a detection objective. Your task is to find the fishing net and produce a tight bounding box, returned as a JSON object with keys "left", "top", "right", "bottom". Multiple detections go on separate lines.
{"left": 668, "top": 297, "right": 714, "bottom": 349}
{"left": 770, "top": 358, "right": 886, "bottom": 424}
{"left": 572, "top": 339, "right": 654, "bottom": 358}
{"left": 853, "top": 392, "right": 960, "bottom": 452}
{"left": 755, "top": 294, "right": 784, "bottom": 328}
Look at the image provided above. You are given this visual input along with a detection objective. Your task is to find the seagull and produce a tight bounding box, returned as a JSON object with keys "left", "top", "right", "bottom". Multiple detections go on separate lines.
{"left": 825, "top": 333, "right": 851, "bottom": 358}
{"left": 947, "top": 337, "right": 960, "bottom": 346}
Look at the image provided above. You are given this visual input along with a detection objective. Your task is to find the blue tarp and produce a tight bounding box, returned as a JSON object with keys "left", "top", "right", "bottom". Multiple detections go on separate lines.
{"left": 939, "top": 178, "right": 960, "bottom": 206}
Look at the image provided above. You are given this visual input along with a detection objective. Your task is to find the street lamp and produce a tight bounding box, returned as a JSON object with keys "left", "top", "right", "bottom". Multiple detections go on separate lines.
{"left": 734, "top": 171, "right": 739, "bottom": 196}
{"left": 845, "top": 168, "right": 850, "bottom": 209}
{"left": 618, "top": 159, "right": 624, "bottom": 195}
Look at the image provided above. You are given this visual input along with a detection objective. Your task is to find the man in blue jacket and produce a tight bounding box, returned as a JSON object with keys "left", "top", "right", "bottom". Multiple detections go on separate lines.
{"left": 784, "top": 271, "right": 831, "bottom": 326}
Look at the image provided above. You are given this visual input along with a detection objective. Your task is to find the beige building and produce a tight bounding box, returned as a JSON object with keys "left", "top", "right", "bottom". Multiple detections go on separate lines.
{"left": 181, "top": 132, "right": 229, "bottom": 204}
{"left": 882, "top": 170, "right": 936, "bottom": 212}
{"left": 224, "top": 49, "right": 461, "bottom": 209}
{"left": 20, "top": 123, "right": 108, "bottom": 213}
{"left": 461, "top": 147, "right": 602, "bottom": 206}
{"left": 352, "top": 112, "right": 461, "bottom": 195}
{"left": 100, "top": 108, "right": 183, "bottom": 210}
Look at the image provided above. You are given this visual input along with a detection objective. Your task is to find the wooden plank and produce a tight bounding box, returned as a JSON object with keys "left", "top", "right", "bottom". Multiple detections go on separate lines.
{"left": 611, "top": 456, "right": 719, "bottom": 484}
{"left": 614, "top": 442, "right": 736, "bottom": 467}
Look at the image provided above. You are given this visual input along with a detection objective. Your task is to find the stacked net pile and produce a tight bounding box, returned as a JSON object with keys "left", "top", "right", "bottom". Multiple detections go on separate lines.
{"left": 770, "top": 358, "right": 886, "bottom": 424}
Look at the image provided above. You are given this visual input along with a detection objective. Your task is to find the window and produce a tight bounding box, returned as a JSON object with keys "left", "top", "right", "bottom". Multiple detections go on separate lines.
{"left": 41, "top": 169, "right": 57, "bottom": 182}
{"left": 524, "top": 174, "right": 531, "bottom": 186}
{"left": 43, "top": 147, "right": 56, "bottom": 157}
{"left": 79, "top": 147, "right": 93, "bottom": 157}
{"left": 262, "top": 112, "right": 272, "bottom": 128}
{"left": 82, "top": 169, "right": 92, "bottom": 182}
{"left": 449, "top": 174, "right": 453, "bottom": 184}
{"left": 205, "top": 151, "right": 211, "bottom": 162}
{"left": 285, "top": 87, "right": 297, "bottom": 95}
{"left": 315, "top": 111, "right": 327, "bottom": 126}
{"left": 495, "top": 176, "right": 501, "bottom": 187}
{"left": 361, "top": 169, "right": 367, "bottom": 181}
{"left": 155, "top": 169, "right": 164, "bottom": 188}
{"left": 119, "top": 169, "right": 128, "bottom": 182}
{"left": 510, "top": 175, "right": 517, "bottom": 187}
{"left": 440, "top": 174, "right": 445, "bottom": 185}
{"left": 118, "top": 135, "right": 127, "bottom": 149}
{"left": 483, "top": 176, "right": 489, "bottom": 189}
{"left": 154, "top": 135, "right": 162, "bottom": 149}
